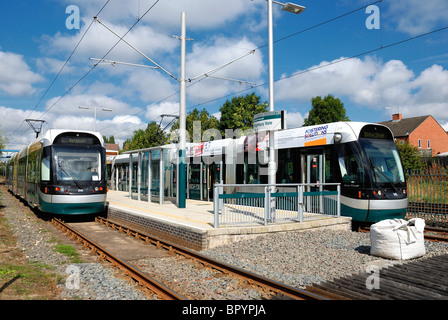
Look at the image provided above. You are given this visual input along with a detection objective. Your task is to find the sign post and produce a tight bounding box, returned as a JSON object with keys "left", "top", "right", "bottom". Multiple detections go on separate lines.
{"left": 253, "top": 110, "right": 286, "bottom": 133}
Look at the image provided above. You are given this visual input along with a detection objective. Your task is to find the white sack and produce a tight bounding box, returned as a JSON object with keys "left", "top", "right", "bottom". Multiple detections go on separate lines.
{"left": 370, "top": 218, "right": 426, "bottom": 260}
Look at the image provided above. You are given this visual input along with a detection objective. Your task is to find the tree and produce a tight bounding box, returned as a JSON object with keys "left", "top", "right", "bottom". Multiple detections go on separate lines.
{"left": 218, "top": 93, "right": 268, "bottom": 136}
{"left": 170, "top": 108, "right": 220, "bottom": 141}
{"left": 396, "top": 142, "right": 425, "bottom": 171}
{"left": 122, "top": 122, "right": 168, "bottom": 151}
{"left": 103, "top": 135, "right": 116, "bottom": 144}
{"left": 0, "top": 126, "right": 7, "bottom": 157}
{"left": 303, "top": 94, "right": 349, "bottom": 126}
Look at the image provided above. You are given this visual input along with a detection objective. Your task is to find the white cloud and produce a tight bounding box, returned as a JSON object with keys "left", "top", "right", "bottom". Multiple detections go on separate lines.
{"left": 145, "top": 101, "right": 179, "bottom": 123}
{"left": 0, "top": 106, "right": 46, "bottom": 150}
{"left": 44, "top": 93, "right": 140, "bottom": 116}
{"left": 276, "top": 56, "right": 415, "bottom": 107}
{"left": 125, "top": 69, "right": 178, "bottom": 102}
{"left": 186, "top": 36, "right": 264, "bottom": 102}
{"left": 35, "top": 57, "right": 73, "bottom": 74}
{"left": 41, "top": 18, "right": 177, "bottom": 66}
{"left": 63, "top": 0, "right": 258, "bottom": 31}
{"left": 385, "top": 0, "right": 448, "bottom": 35}
{"left": 276, "top": 56, "right": 448, "bottom": 125}
{"left": 0, "top": 51, "right": 44, "bottom": 96}
{"left": 285, "top": 111, "right": 306, "bottom": 129}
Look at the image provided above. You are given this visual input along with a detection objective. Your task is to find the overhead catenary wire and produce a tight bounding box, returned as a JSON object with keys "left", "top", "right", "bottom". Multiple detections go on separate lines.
{"left": 97, "top": 0, "right": 391, "bottom": 136}
{"left": 7, "top": 0, "right": 111, "bottom": 144}
{"left": 7, "top": 0, "right": 161, "bottom": 146}
{"left": 99, "top": 23, "right": 448, "bottom": 138}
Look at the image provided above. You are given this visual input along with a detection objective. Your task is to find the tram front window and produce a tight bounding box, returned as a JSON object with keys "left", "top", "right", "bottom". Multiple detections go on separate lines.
{"left": 359, "top": 138, "right": 405, "bottom": 185}
{"left": 337, "top": 142, "right": 366, "bottom": 186}
{"left": 53, "top": 146, "right": 103, "bottom": 183}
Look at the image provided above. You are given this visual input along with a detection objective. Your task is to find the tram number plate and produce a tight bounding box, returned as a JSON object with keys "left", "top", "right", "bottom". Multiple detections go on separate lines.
{"left": 78, "top": 189, "right": 83, "bottom": 193}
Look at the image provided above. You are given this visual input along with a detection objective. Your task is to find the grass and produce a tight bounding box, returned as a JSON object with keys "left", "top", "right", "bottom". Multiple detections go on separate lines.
{"left": 54, "top": 244, "right": 83, "bottom": 264}
{"left": 0, "top": 186, "right": 63, "bottom": 299}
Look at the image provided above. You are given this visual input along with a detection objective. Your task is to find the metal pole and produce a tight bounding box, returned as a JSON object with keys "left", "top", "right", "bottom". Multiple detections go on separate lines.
{"left": 268, "top": 0, "right": 274, "bottom": 114}
{"left": 94, "top": 107, "right": 97, "bottom": 131}
{"left": 267, "top": 0, "right": 277, "bottom": 220}
{"left": 214, "top": 185, "right": 219, "bottom": 228}
{"left": 178, "top": 12, "right": 187, "bottom": 208}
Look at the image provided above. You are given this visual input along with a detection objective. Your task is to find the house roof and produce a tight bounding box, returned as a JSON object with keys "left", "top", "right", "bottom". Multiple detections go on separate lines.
{"left": 378, "top": 115, "right": 431, "bottom": 137}
{"left": 106, "top": 143, "right": 120, "bottom": 151}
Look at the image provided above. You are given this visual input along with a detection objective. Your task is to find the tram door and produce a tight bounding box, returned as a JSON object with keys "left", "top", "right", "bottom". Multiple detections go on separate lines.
{"left": 207, "top": 163, "right": 222, "bottom": 201}
{"left": 188, "top": 163, "right": 201, "bottom": 200}
{"left": 306, "top": 154, "right": 323, "bottom": 185}
{"left": 305, "top": 154, "right": 324, "bottom": 213}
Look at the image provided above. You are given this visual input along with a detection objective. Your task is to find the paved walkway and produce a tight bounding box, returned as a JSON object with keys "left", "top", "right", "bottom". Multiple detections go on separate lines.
{"left": 107, "top": 190, "right": 215, "bottom": 230}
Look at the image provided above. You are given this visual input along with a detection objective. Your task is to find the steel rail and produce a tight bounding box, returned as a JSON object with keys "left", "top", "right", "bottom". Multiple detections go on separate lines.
{"left": 358, "top": 225, "right": 448, "bottom": 243}
{"left": 51, "top": 218, "right": 186, "bottom": 300}
{"left": 95, "top": 217, "right": 332, "bottom": 300}
{"left": 424, "top": 226, "right": 448, "bottom": 242}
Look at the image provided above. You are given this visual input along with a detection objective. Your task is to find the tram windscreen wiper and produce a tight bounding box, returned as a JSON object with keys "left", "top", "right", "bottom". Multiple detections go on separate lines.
{"left": 372, "top": 165, "right": 398, "bottom": 193}
{"left": 58, "top": 162, "right": 83, "bottom": 189}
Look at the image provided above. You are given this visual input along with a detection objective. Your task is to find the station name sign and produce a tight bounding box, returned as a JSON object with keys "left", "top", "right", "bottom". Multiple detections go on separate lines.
{"left": 253, "top": 110, "right": 286, "bottom": 132}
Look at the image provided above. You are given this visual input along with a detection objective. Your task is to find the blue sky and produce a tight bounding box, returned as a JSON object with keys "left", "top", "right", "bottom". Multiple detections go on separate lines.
{"left": 1, "top": 0, "right": 447, "bottom": 150}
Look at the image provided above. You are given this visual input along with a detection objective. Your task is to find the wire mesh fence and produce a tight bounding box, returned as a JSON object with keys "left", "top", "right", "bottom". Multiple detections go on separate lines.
{"left": 405, "top": 166, "right": 448, "bottom": 226}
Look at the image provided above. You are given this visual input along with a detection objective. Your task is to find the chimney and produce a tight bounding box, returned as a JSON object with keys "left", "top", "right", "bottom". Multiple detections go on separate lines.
{"left": 392, "top": 113, "right": 402, "bottom": 121}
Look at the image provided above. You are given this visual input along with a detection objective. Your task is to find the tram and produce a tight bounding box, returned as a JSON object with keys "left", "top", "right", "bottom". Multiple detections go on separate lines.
{"left": 6, "top": 129, "right": 107, "bottom": 215}
{"left": 110, "top": 121, "right": 408, "bottom": 223}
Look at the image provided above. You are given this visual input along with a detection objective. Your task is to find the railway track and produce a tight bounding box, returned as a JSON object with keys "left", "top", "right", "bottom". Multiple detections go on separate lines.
{"left": 51, "top": 218, "right": 186, "bottom": 300}
{"left": 306, "top": 253, "right": 448, "bottom": 300}
{"left": 358, "top": 225, "right": 448, "bottom": 242}
{"left": 93, "top": 217, "right": 335, "bottom": 300}
{"left": 424, "top": 226, "right": 448, "bottom": 242}
{"left": 52, "top": 217, "right": 334, "bottom": 300}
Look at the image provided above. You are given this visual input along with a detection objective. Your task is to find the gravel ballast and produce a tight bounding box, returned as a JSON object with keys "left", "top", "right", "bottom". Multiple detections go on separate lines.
{"left": 3, "top": 187, "right": 448, "bottom": 299}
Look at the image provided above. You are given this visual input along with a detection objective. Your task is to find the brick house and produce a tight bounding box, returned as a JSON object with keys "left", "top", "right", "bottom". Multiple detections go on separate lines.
{"left": 378, "top": 114, "right": 448, "bottom": 157}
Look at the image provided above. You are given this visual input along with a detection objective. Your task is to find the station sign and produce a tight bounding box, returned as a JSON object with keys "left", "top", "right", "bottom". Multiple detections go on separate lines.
{"left": 253, "top": 110, "right": 286, "bottom": 132}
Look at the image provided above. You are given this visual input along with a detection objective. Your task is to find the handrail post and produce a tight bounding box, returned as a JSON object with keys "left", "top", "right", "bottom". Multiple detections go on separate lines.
{"left": 298, "top": 184, "right": 303, "bottom": 223}
{"left": 264, "top": 185, "right": 270, "bottom": 226}
{"left": 337, "top": 184, "right": 341, "bottom": 218}
{"left": 214, "top": 185, "right": 219, "bottom": 228}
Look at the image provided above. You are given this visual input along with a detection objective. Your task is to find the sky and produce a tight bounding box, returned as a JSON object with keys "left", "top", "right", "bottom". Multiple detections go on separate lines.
{"left": 1, "top": 0, "right": 447, "bottom": 153}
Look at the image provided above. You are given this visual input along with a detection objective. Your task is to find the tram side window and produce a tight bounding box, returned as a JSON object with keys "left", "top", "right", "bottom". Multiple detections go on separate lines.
{"left": 277, "top": 148, "right": 300, "bottom": 183}
{"left": 41, "top": 148, "right": 51, "bottom": 181}
{"left": 337, "top": 143, "right": 365, "bottom": 185}
{"left": 236, "top": 155, "right": 262, "bottom": 184}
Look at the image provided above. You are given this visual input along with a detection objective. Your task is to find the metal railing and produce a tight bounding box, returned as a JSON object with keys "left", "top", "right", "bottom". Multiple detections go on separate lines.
{"left": 406, "top": 168, "right": 448, "bottom": 225}
{"left": 213, "top": 183, "right": 341, "bottom": 228}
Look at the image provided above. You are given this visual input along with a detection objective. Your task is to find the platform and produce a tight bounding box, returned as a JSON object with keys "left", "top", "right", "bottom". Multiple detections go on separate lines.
{"left": 106, "top": 190, "right": 352, "bottom": 251}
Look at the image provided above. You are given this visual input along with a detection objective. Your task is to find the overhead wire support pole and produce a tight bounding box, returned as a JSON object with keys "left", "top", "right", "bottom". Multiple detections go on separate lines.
{"left": 94, "top": 16, "right": 180, "bottom": 82}
{"left": 178, "top": 11, "right": 187, "bottom": 208}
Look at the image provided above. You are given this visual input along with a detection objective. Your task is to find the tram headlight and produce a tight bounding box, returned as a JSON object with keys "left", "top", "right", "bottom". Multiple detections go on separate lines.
{"left": 334, "top": 132, "right": 342, "bottom": 143}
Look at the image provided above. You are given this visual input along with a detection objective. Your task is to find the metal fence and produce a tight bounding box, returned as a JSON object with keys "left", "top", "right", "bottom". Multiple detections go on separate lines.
{"left": 213, "top": 183, "right": 341, "bottom": 228}
{"left": 406, "top": 167, "right": 448, "bottom": 225}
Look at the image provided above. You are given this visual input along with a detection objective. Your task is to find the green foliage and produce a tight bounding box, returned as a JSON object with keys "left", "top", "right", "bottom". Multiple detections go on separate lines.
{"left": 218, "top": 93, "right": 268, "bottom": 136}
{"left": 0, "top": 125, "right": 8, "bottom": 156}
{"left": 122, "top": 122, "right": 168, "bottom": 151}
{"left": 54, "top": 244, "right": 83, "bottom": 263}
{"left": 303, "top": 95, "right": 350, "bottom": 126}
{"left": 103, "top": 135, "right": 116, "bottom": 144}
{"left": 171, "top": 108, "right": 220, "bottom": 141}
{"left": 123, "top": 93, "right": 268, "bottom": 150}
{"left": 396, "top": 142, "right": 425, "bottom": 170}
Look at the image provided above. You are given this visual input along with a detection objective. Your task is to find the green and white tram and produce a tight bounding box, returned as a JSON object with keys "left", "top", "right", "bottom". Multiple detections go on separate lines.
{"left": 110, "top": 121, "right": 407, "bottom": 223}
{"left": 7, "top": 129, "right": 107, "bottom": 215}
